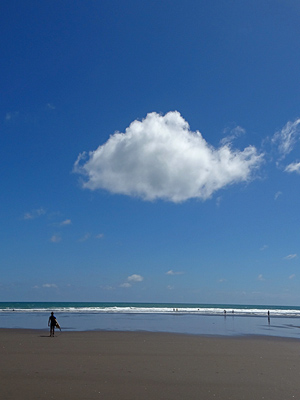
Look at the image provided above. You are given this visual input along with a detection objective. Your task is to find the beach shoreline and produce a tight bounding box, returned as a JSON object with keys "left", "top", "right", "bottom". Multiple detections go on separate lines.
{"left": 2, "top": 310, "right": 300, "bottom": 339}
{"left": 1, "top": 328, "right": 300, "bottom": 399}
{"left": 2, "top": 302, "right": 300, "bottom": 340}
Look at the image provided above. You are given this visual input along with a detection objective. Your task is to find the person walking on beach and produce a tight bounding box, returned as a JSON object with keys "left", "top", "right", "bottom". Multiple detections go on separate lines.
{"left": 48, "top": 312, "right": 58, "bottom": 337}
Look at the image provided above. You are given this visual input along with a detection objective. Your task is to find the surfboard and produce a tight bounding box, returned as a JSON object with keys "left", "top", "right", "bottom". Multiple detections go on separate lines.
{"left": 55, "top": 320, "right": 61, "bottom": 330}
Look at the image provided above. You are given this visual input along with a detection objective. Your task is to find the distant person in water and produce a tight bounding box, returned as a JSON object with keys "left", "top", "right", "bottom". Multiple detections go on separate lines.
{"left": 48, "top": 312, "right": 58, "bottom": 337}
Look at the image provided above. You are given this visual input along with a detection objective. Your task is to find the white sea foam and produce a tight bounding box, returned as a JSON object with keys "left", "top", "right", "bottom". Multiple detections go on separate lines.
{"left": 1, "top": 305, "right": 300, "bottom": 317}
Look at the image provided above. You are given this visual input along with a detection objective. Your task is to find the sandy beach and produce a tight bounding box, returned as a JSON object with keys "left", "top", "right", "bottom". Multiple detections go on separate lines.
{"left": 1, "top": 329, "right": 299, "bottom": 400}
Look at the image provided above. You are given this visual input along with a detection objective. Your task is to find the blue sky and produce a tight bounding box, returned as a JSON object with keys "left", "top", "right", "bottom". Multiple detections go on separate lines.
{"left": 1, "top": 0, "right": 300, "bottom": 305}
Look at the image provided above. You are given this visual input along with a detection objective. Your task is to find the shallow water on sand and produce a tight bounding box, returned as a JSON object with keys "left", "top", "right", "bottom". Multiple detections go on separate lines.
{"left": 1, "top": 311, "right": 300, "bottom": 339}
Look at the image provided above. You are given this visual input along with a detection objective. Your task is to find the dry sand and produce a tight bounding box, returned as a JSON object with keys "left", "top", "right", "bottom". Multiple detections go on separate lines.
{"left": 1, "top": 328, "right": 300, "bottom": 399}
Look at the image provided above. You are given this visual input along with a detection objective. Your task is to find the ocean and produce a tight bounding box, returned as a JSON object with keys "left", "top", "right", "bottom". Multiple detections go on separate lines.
{"left": 1, "top": 302, "right": 300, "bottom": 339}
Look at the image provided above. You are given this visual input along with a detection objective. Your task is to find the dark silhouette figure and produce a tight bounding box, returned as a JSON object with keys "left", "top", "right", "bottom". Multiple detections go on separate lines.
{"left": 48, "top": 312, "right": 58, "bottom": 337}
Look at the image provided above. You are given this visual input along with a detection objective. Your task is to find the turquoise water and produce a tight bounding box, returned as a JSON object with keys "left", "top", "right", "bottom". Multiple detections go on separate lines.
{"left": 1, "top": 302, "right": 300, "bottom": 338}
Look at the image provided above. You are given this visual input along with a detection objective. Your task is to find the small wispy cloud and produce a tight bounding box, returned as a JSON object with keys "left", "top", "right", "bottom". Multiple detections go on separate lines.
{"left": 166, "top": 269, "right": 183, "bottom": 275}
{"left": 260, "top": 244, "right": 268, "bottom": 251}
{"left": 274, "top": 191, "right": 282, "bottom": 200}
{"left": 216, "top": 196, "right": 222, "bottom": 207}
{"left": 42, "top": 283, "right": 58, "bottom": 288}
{"left": 96, "top": 233, "right": 104, "bottom": 239}
{"left": 120, "top": 282, "right": 131, "bottom": 288}
{"left": 100, "top": 285, "right": 114, "bottom": 290}
{"left": 258, "top": 274, "right": 265, "bottom": 281}
{"left": 60, "top": 219, "right": 71, "bottom": 226}
{"left": 284, "top": 254, "right": 297, "bottom": 260}
{"left": 127, "top": 274, "right": 144, "bottom": 282}
{"left": 285, "top": 162, "right": 300, "bottom": 174}
{"left": 272, "top": 118, "right": 300, "bottom": 159}
{"left": 50, "top": 235, "right": 61, "bottom": 243}
{"left": 221, "top": 125, "right": 246, "bottom": 146}
{"left": 5, "top": 111, "right": 19, "bottom": 122}
{"left": 289, "top": 274, "right": 296, "bottom": 280}
{"left": 46, "top": 103, "right": 56, "bottom": 110}
{"left": 120, "top": 274, "right": 144, "bottom": 288}
{"left": 218, "top": 278, "right": 227, "bottom": 283}
{"left": 24, "top": 207, "right": 46, "bottom": 220}
{"left": 78, "top": 233, "right": 91, "bottom": 242}
{"left": 167, "top": 285, "right": 175, "bottom": 290}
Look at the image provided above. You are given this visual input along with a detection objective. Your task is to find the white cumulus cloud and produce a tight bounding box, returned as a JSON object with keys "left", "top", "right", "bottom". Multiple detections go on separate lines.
{"left": 74, "top": 111, "right": 263, "bottom": 203}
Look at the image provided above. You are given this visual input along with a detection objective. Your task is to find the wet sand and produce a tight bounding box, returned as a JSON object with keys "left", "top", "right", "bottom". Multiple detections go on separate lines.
{"left": 1, "top": 328, "right": 300, "bottom": 399}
